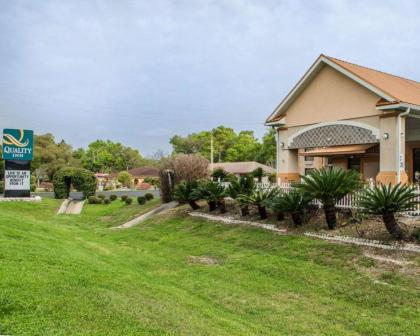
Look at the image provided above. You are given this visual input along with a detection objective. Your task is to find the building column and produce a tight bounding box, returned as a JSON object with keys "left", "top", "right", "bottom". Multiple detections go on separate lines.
{"left": 376, "top": 114, "right": 408, "bottom": 184}
{"left": 277, "top": 128, "right": 299, "bottom": 183}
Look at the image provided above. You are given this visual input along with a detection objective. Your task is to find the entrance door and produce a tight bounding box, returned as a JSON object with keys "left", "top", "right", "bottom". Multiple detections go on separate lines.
{"left": 414, "top": 149, "right": 420, "bottom": 183}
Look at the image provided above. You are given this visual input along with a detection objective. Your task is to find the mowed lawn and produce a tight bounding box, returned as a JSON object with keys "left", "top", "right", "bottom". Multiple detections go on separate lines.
{"left": 0, "top": 199, "right": 419, "bottom": 335}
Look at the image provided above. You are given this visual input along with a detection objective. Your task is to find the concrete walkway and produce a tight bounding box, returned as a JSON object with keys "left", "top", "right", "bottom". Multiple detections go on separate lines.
{"left": 113, "top": 201, "right": 178, "bottom": 229}
{"left": 57, "top": 199, "right": 85, "bottom": 215}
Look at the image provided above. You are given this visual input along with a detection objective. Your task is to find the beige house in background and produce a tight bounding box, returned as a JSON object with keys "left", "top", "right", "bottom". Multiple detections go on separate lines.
{"left": 212, "top": 161, "right": 276, "bottom": 183}
{"left": 265, "top": 54, "right": 420, "bottom": 185}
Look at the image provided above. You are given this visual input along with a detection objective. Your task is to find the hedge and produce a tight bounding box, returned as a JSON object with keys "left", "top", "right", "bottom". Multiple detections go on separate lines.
{"left": 53, "top": 167, "right": 96, "bottom": 199}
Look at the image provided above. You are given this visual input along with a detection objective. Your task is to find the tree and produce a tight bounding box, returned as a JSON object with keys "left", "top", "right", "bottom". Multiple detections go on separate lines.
{"left": 31, "top": 133, "right": 81, "bottom": 181}
{"left": 298, "top": 168, "right": 361, "bottom": 229}
{"left": 118, "top": 171, "right": 132, "bottom": 188}
{"left": 82, "top": 140, "right": 144, "bottom": 173}
{"left": 170, "top": 126, "right": 275, "bottom": 165}
{"left": 255, "top": 128, "right": 276, "bottom": 167}
{"left": 166, "top": 154, "right": 209, "bottom": 184}
{"left": 225, "top": 131, "right": 261, "bottom": 162}
{"left": 359, "top": 183, "right": 418, "bottom": 239}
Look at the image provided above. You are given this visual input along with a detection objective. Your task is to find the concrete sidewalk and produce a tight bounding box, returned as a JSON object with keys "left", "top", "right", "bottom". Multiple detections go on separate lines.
{"left": 57, "top": 199, "right": 85, "bottom": 215}
{"left": 113, "top": 201, "right": 178, "bottom": 229}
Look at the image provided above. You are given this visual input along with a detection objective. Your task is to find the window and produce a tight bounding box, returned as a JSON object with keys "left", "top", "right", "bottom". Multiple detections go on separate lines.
{"left": 304, "top": 148, "right": 314, "bottom": 162}
{"left": 347, "top": 157, "right": 361, "bottom": 172}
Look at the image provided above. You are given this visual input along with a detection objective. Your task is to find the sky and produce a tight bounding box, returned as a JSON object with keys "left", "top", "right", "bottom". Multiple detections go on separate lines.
{"left": 1, "top": 0, "right": 420, "bottom": 157}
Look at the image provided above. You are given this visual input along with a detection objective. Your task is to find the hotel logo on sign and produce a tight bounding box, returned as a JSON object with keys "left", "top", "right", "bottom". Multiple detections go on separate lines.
{"left": 2, "top": 129, "right": 34, "bottom": 161}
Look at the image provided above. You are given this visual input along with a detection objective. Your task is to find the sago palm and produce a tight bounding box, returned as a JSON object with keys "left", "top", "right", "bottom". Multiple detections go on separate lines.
{"left": 227, "top": 175, "right": 256, "bottom": 216}
{"left": 252, "top": 167, "right": 266, "bottom": 183}
{"left": 269, "top": 190, "right": 312, "bottom": 226}
{"left": 298, "top": 168, "right": 361, "bottom": 229}
{"left": 211, "top": 168, "right": 231, "bottom": 182}
{"left": 358, "top": 183, "right": 418, "bottom": 239}
{"left": 238, "top": 187, "right": 280, "bottom": 219}
{"left": 192, "top": 181, "right": 227, "bottom": 213}
{"left": 172, "top": 181, "right": 201, "bottom": 210}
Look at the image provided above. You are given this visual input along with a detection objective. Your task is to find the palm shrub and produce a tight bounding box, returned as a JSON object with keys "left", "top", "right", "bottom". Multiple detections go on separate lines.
{"left": 192, "top": 181, "right": 227, "bottom": 213}
{"left": 172, "top": 181, "right": 201, "bottom": 210}
{"left": 267, "top": 194, "right": 286, "bottom": 221}
{"left": 227, "top": 175, "right": 256, "bottom": 216}
{"left": 238, "top": 187, "right": 280, "bottom": 219}
{"left": 358, "top": 183, "right": 418, "bottom": 239}
{"left": 252, "top": 167, "right": 266, "bottom": 183}
{"left": 211, "top": 168, "right": 231, "bottom": 182}
{"left": 298, "top": 168, "right": 361, "bottom": 229}
{"left": 270, "top": 190, "right": 312, "bottom": 226}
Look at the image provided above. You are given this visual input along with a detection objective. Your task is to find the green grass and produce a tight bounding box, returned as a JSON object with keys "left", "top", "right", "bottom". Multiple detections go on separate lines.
{"left": 0, "top": 200, "right": 419, "bottom": 335}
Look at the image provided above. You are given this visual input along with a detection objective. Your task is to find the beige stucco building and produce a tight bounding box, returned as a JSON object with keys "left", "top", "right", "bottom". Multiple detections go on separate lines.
{"left": 265, "top": 55, "right": 420, "bottom": 185}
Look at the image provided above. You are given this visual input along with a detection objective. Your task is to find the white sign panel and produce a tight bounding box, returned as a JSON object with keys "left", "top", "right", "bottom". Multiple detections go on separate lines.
{"left": 5, "top": 170, "right": 30, "bottom": 190}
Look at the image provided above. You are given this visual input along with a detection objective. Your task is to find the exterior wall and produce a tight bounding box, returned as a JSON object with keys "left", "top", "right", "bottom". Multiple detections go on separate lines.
{"left": 277, "top": 128, "right": 299, "bottom": 182}
{"left": 298, "top": 149, "right": 324, "bottom": 176}
{"left": 285, "top": 65, "right": 381, "bottom": 127}
{"left": 376, "top": 114, "right": 407, "bottom": 184}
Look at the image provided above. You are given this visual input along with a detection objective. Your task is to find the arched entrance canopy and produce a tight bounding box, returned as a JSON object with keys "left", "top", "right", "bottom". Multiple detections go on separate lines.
{"left": 288, "top": 121, "right": 380, "bottom": 149}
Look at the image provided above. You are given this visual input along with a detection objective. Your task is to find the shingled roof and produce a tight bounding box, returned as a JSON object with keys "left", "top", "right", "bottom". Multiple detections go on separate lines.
{"left": 212, "top": 161, "right": 275, "bottom": 175}
{"left": 266, "top": 54, "right": 420, "bottom": 124}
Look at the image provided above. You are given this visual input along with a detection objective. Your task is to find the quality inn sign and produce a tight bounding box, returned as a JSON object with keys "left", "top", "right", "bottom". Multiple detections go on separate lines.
{"left": 2, "top": 128, "right": 34, "bottom": 161}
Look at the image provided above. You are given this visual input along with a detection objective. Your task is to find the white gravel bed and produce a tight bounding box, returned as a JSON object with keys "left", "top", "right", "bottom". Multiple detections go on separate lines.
{"left": 304, "top": 232, "right": 420, "bottom": 253}
{"left": 189, "top": 212, "right": 287, "bottom": 233}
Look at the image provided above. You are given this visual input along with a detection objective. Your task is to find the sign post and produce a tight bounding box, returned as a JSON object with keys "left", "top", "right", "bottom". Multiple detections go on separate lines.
{"left": 2, "top": 129, "right": 34, "bottom": 198}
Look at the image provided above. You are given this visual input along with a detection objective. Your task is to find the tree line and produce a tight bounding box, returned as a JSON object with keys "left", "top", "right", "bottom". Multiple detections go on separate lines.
{"left": 0, "top": 133, "right": 155, "bottom": 182}
{"left": 169, "top": 126, "right": 276, "bottom": 166}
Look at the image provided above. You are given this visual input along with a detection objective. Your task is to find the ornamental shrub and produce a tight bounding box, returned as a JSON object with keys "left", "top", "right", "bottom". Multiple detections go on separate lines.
{"left": 97, "top": 194, "right": 105, "bottom": 200}
{"left": 103, "top": 198, "right": 111, "bottom": 205}
{"left": 118, "top": 171, "right": 132, "bottom": 188}
{"left": 53, "top": 167, "right": 96, "bottom": 199}
{"left": 0, "top": 181, "right": 4, "bottom": 193}
{"left": 109, "top": 194, "right": 117, "bottom": 201}
{"left": 121, "top": 195, "right": 128, "bottom": 201}
{"left": 125, "top": 197, "right": 133, "bottom": 205}
{"left": 144, "top": 193, "right": 154, "bottom": 201}
{"left": 137, "top": 196, "right": 146, "bottom": 205}
{"left": 88, "top": 196, "right": 101, "bottom": 204}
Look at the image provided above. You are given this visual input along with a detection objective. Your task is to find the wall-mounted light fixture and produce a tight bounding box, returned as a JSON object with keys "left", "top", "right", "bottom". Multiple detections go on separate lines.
{"left": 280, "top": 142, "right": 285, "bottom": 148}
{"left": 383, "top": 132, "right": 389, "bottom": 140}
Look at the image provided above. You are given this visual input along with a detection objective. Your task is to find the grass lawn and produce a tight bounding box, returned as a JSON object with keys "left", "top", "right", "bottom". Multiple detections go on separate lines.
{"left": 0, "top": 199, "right": 419, "bottom": 335}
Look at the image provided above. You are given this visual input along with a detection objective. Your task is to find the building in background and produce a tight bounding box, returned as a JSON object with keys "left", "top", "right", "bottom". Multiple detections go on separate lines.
{"left": 266, "top": 54, "right": 420, "bottom": 184}
{"left": 212, "top": 161, "right": 275, "bottom": 183}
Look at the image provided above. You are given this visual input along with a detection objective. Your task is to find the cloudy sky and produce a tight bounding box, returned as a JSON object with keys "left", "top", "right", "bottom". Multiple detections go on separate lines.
{"left": 1, "top": 0, "right": 420, "bottom": 156}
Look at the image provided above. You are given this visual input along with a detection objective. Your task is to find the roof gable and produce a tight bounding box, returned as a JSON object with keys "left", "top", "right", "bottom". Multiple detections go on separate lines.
{"left": 266, "top": 55, "right": 420, "bottom": 124}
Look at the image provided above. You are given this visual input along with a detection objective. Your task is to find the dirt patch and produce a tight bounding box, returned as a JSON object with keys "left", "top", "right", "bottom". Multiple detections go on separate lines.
{"left": 188, "top": 255, "right": 219, "bottom": 265}
{"left": 364, "top": 253, "right": 413, "bottom": 266}
{"left": 355, "top": 248, "right": 420, "bottom": 286}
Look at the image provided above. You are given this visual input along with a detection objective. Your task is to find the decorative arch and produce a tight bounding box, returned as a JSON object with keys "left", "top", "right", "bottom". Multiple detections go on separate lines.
{"left": 53, "top": 167, "right": 96, "bottom": 199}
{"left": 288, "top": 121, "right": 380, "bottom": 149}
